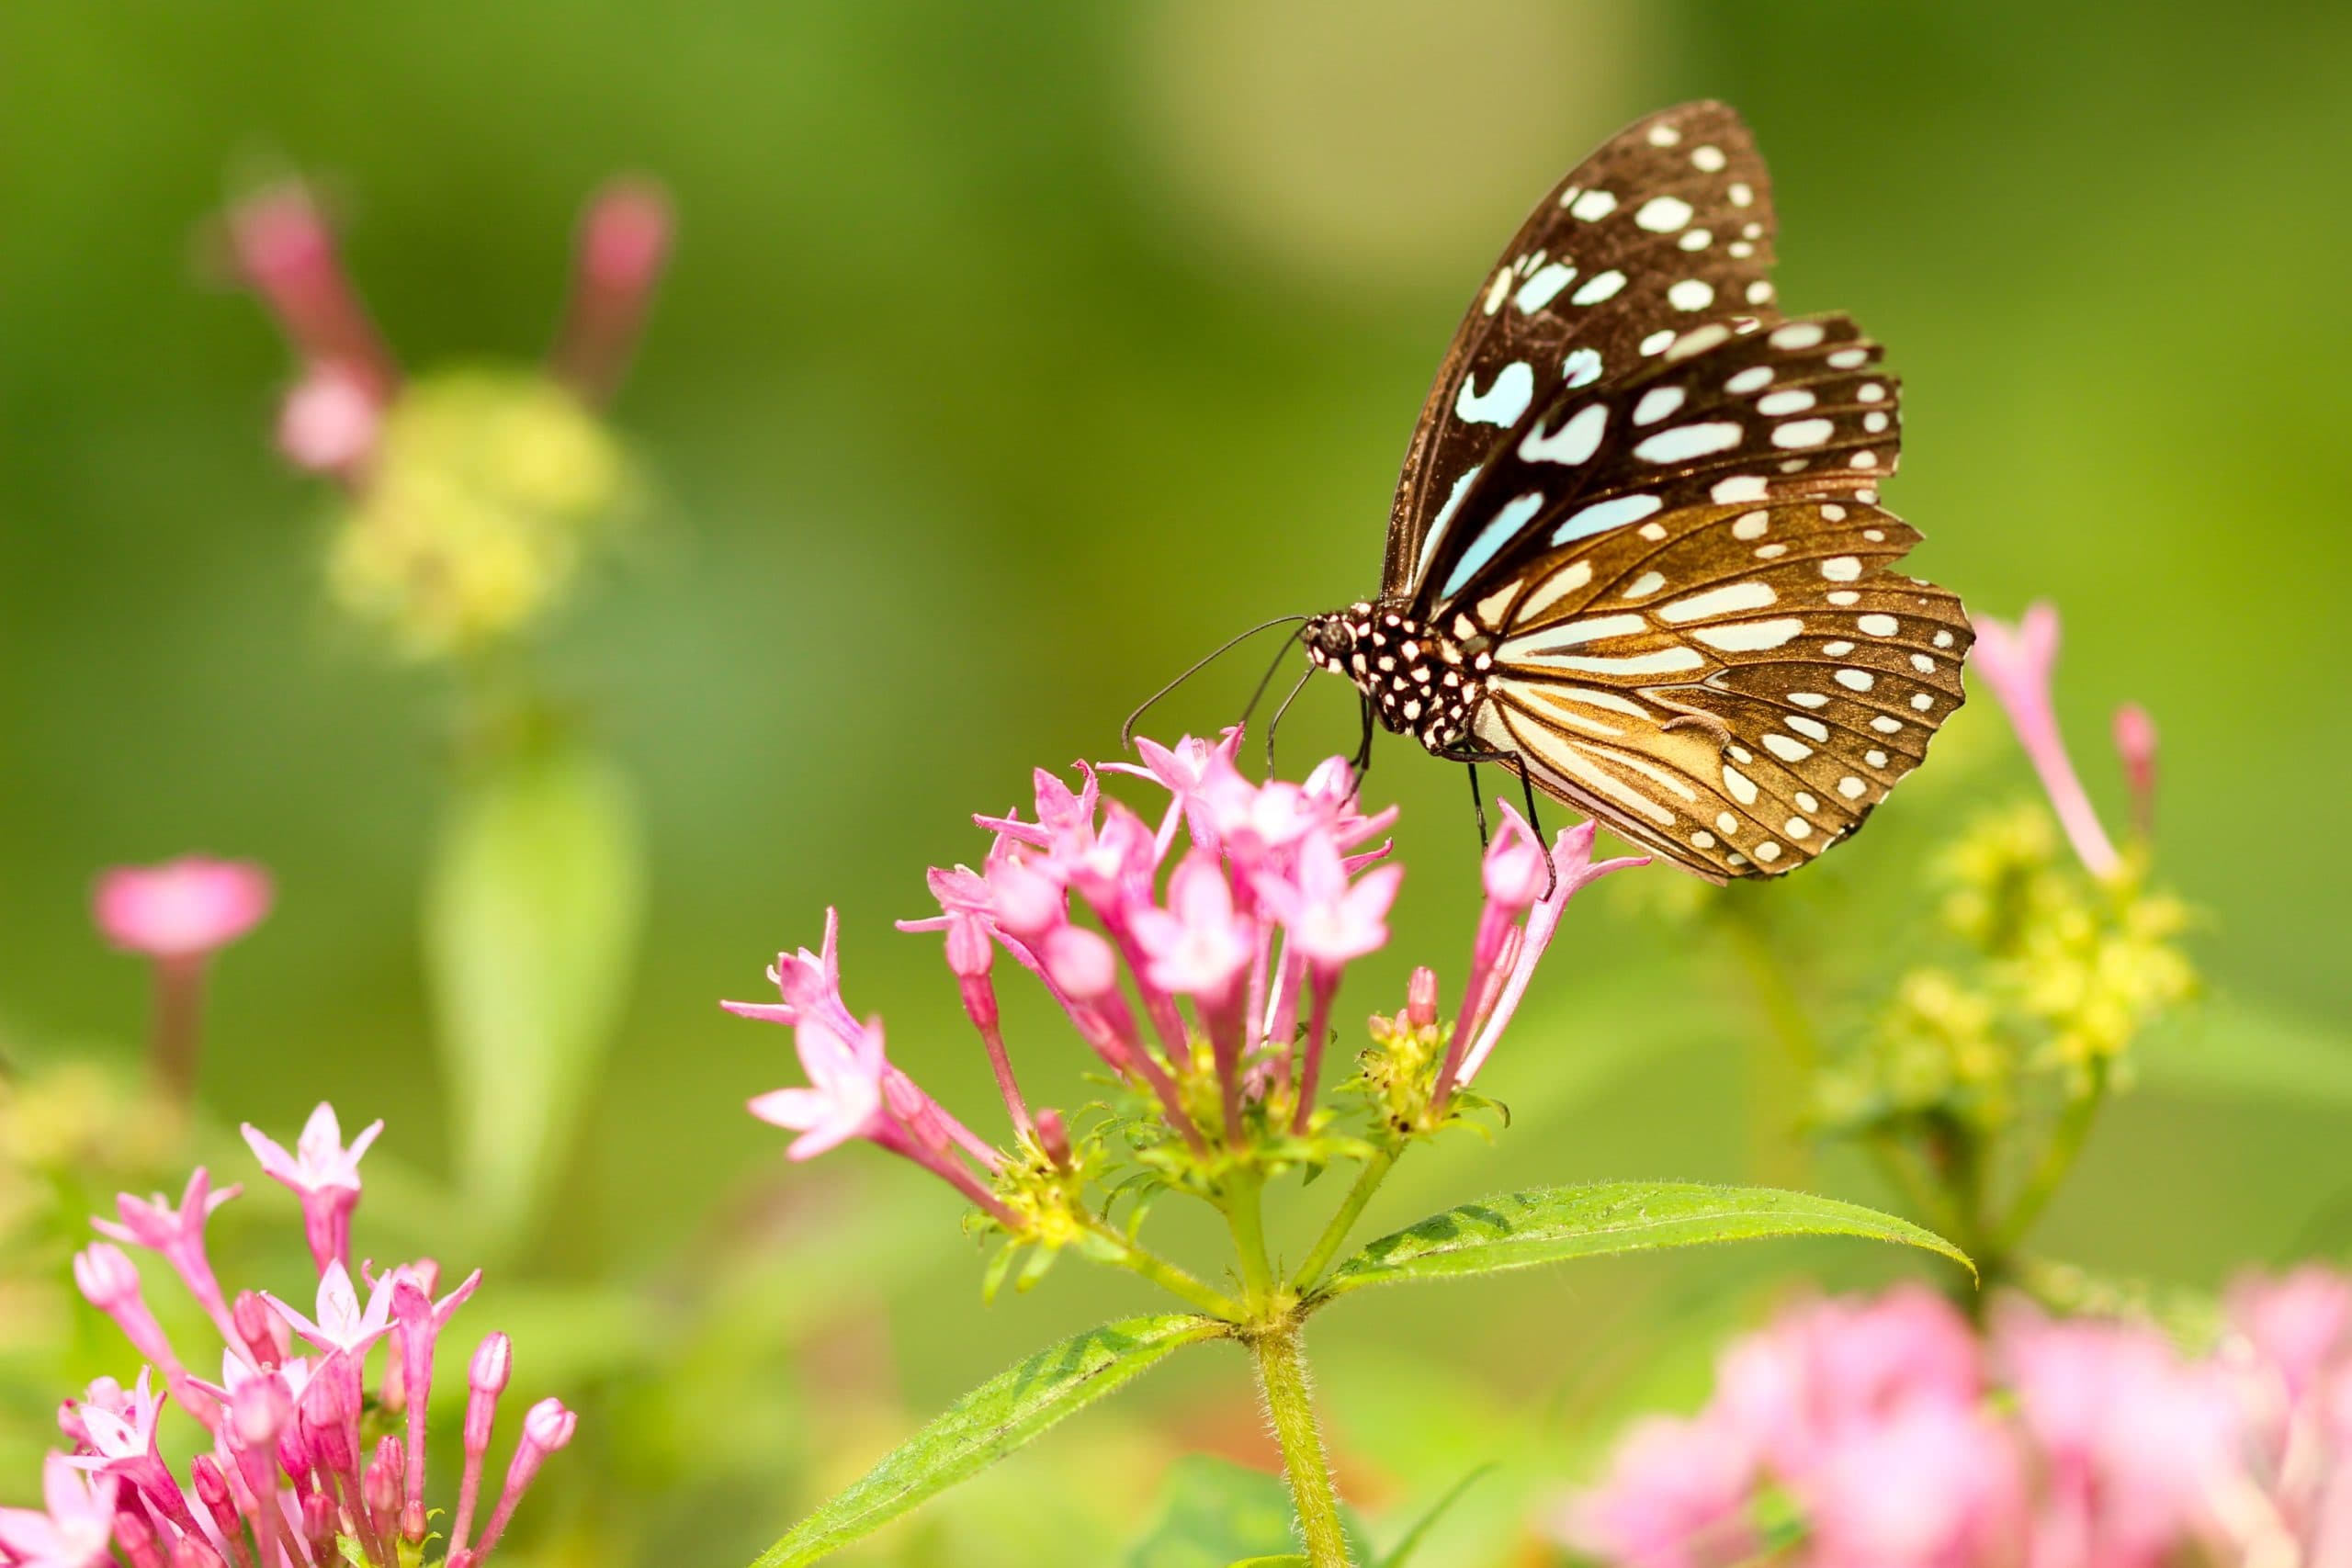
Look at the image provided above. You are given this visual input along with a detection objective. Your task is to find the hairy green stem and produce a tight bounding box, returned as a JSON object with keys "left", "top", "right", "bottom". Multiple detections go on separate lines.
{"left": 1292, "top": 1146, "right": 1399, "bottom": 1293}
{"left": 1250, "top": 1323, "right": 1351, "bottom": 1567}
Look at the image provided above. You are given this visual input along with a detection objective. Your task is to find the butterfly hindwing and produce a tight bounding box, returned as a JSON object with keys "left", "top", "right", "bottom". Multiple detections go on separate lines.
{"left": 1382, "top": 101, "right": 1781, "bottom": 603}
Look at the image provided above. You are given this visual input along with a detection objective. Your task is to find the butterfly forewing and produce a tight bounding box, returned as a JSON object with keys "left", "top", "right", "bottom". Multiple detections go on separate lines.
{"left": 1426, "top": 314, "right": 1963, "bottom": 881}
{"left": 1382, "top": 101, "right": 1781, "bottom": 603}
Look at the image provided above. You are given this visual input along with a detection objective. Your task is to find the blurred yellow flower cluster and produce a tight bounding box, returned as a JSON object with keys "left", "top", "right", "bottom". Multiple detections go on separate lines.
{"left": 1820, "top": 802, "right": 2196, "bottom": 1134}
{"left": 328, "top": 369, "right": 629, "bottom": 660}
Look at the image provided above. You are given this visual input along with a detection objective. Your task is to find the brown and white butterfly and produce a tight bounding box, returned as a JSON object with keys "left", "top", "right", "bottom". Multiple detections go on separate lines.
{"left": 1298, "top": 100, "right": 1970, "bottom": 882}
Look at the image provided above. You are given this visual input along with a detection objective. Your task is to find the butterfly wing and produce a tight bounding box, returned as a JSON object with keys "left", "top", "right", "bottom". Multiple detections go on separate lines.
{"left": 1381, "top": 100, "right": 1781, "bottom": 604}
{"left": 1430, "top": 315, "right": 1969, "bottom": 881}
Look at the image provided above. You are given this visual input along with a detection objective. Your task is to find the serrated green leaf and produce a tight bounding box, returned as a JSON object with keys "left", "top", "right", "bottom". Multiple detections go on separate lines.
{"left": 1316, "top": 1182, "right": 1970, "bottom": 1301}
{"left": 754, "top": 1314, "right": 1224, "bottom": 1568}
{"left": 423, "top": 735, "right": 643, "bottom": 1247}
{"left": 1378, "top": 1463, "right": 1494, "bottom": 1568}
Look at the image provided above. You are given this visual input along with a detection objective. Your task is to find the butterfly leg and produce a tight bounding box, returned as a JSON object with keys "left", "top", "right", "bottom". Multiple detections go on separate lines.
{"left": 1438, "top": 744, "right": 1559, "bottom": 899}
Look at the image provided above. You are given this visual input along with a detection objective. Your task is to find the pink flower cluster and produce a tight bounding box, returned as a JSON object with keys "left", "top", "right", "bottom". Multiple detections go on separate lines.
{"left": 725, "top": 733, "right": 1644, "bottom": 1206}
{"left": 92, "top": 860, "right": 273, "bottom": 962}
{"left": 1555, "top": 1272, "right": 2352, "bottom": 1568}
{"left": 222, "top": 176, "right": 671, "bottom": 480}
{"left": 4, "top": 1104, "right": 573, "bottom": 1568}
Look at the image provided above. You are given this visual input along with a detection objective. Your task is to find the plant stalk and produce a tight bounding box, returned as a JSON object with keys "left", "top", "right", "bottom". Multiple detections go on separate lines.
{"left": 1086, "top": 1219, "right": 1246, "bottom": 1321}
{"left": 1292, "top": 1145, "right": 1398, "bottom": 1293}
{"left": 1993, "top": 1060, "right": 2111, "bottom": 1261}
{"left": 1250, "top": 1321, "right": 1351, "bottom": 1567}
{"left": 1225, "top": 1173, "right": 1276, "bottom": 1309}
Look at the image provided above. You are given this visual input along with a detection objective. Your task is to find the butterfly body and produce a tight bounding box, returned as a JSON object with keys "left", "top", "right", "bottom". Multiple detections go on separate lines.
{"left": 1304, "top": 101, "right": 1971, "bottom": 883}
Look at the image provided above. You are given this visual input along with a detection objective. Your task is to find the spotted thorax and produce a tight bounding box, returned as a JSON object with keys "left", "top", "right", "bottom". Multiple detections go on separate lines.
{"left": 1295, "top": 101, "right": 1971, "bottom": 884}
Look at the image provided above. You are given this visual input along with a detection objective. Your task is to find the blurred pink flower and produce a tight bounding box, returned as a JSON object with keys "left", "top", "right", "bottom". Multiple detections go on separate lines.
{"left": 1130, "top": 850, "right": 1257, "bottom": 1003}
{"left": 242, "top": 1102, "right": 382, "bottom": 1274}
{"left": 0, "top": 1453, "right": 119, "bottom": 1568}
{"left": 1970, "top": 604, "right": 2120, "bottom": 877}
{"left": 1801, "top": 1402, "right": 2023, "bottom": 1568}
{"left": 2228, "top": 1265, "right": 2352, "bottom": 1404}
{"left": 553, "top": 179, "right": 673, "bottom": 404}
{"left": 1555, "top": 1413, "right": 1758, "bottom": 1568}
{"left": 221, "top": 182, "right": 397, "bottom": 400}
{"left": 2112, "top": 703, "right": 2158, "bottom": 841}
{"left": 92, "top": 856, "right": 273, "bottom": 959}
{"left": 277, "top": 361, "right": 383, "bottom": 475}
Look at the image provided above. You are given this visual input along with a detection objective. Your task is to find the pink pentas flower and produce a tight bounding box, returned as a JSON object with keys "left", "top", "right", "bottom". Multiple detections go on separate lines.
{"left": 2113, "top": 702, "right": 2159, "bottom": 840}
{"left": 278, "top": 361, "right": 383, "bottom": 475}
{"left": 1970, "top": 604, "right": 2121, "bottom": 878}
{"left": 242, "top": 1102, "right": 382, "bottom": 1274}
{"left": 1254, "top": 831, "right": 1402, "bottom": 973}
{"left": 1443, "top": 815, "right": 1647, "bottom": 1099}
{"left": 746, "top": 1010, "right": 893, "bottom": 1162}
{"left": 553, "top": 178, "right": 673, "bottom": 404}
{"left": 2227, "top": 1265, "right": 2352, "bottom": 1404}
{"left": 1129, "top": 850, "right": 1256, "bottom": 1002}
{"left": 92, "top": 857, "right": 273, "bottom": 960}
{"left": 266, "top": 1261, "right": 397, "bottom": 1361}
{"left": 92, "top": 1168, "right": 242, "bottom": 1340}
{"left": 0, "top": 1453, "right": 119, "bottom": 1568}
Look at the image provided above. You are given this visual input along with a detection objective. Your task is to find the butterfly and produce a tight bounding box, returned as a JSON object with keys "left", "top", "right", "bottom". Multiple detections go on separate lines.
{"left": 1296, "top": 100, "right": 1971, "bottom": 883}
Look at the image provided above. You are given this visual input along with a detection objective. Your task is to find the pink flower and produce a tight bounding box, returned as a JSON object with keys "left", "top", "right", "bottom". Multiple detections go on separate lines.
{"left": 0, "top": 1453, "right": 119, "bottom": 1568}
{"left": 2112, "top": 703, "right": 2158, "bottom": 840}
{"left": 2228, "top": 1265, "right": 2352, "bottom": 1404}
{"left": 747, "top": 1010, "right": 893, "bottom": 1161}
{"left": 720, "top": 908, "right": 860, "bottom": 1042}
{"left": 1716, "top": 1286, "right": 1982, "bottom": 1480}
{"left": 242, "top": 1102, "right": 382, "bottom": 1274}
{"left": 1553, "top": 1414, "right": 1758, "bottom": 1568}
{"left": 1442, "top": 816, "right": 1647, "bottom": 1099}
{"left": 91, "top": 857, "right": 273, "bottom": 959}
{"left": 265, "top": 1261, "right": 397, "bottom": 1360}
{"left": 92, "top": 1169, "right": 241, "bottom": 1340}
{"left": 1128, "top": 850, "right": 1255, "bottom": 1002}
{"left": 1971, "top": 604, "right": 2120, "bottom": 878}
{"left": 221, "top": 181, "right": 398, "bottom": 400}
{"left": 277, "top": 361, "right": 383, "bottom": 475}
{"left": 1254, "top": 833, "right": 1402, "bottom": 973}
{"left": 1800, "top": 1401, "right": 2023, "bottom": 1568}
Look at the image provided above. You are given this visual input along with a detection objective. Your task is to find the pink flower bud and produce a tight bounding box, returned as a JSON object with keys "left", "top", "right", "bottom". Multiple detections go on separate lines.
{"left": 1042, "top": 925, "right": 1118, "bottom": 999}
{"left": 554, "top": 178, "right": 673, "bottom": 403}
{"left": 467, "top": 1332, "right": 512, "bottom": 1453}
{"left": 1405, "top": 966, "right": 1440, "bottom": 1030}
{"left": 233, "top": 1291, "right": 285, "bottom": 1368}
{"left": 74, "top": 1242, "right": 141, "bottom": 1308}
{"left": 524, "top": 1397, "right": 578, "bottom": 1453}
{"left": 1035, "top": 1109, "right": 1072, "bottom": 1169}
{"left": 173, "top": 1538, "right": 226, "bottom": 1568}
{"left": 944, "top": 912, "right": 993, "bottom": 979}
{"left": 986, "top": 855, "right": 1065, "bottom": 938}
{"left": 2114, "top": 702, "right": 2158, "bottom": 840}
{"left": 114, "top": 1509, "right": 166, "bottom": 1568}
{"left": 191, "top": 1452, "right": 238, "bottom": 1532}
{"left": 301, "top": 1490, "right": 337, "bottom": 1558}
{"left": 366, "top": 1436, "right": 401, "bottom": 1516}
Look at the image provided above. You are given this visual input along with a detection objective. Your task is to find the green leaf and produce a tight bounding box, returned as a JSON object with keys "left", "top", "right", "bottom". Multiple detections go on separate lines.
{"left": 1125, "top": 1455, "right": 1368, "bottom": 1568}
{"left": 423, "top": 736, "right": 645, "bottom": 1245}
{"left": 755, "top": 1314, "right": 1224, "bottom": 1568}
{"left": 1378, "top": 1464, "right": 1494, "bottom": 1568}
{"left": 1316, "top": 1182, "right": 1970, "bottom": 1301}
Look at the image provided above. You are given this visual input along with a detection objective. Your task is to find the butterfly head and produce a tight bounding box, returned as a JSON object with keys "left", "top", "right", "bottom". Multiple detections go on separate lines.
{"left": 1303, "top": 602, "right": 1487, "bottom": 750}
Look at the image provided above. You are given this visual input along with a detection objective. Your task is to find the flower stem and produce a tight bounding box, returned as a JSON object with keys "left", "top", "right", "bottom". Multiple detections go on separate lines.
{"left": 1225, "top": 1174, "right": 1276, "bottom": 1310}
{"left": 151, "top": 954, "right": 208, "bottom": 1106}
{"left": 1993, "top": 1060, "right": 2110, "bottom": 1262}
{"left": 1250, "top": 1322, "right": 1351, "bottom": 1567}
{"left": 1292, "top": 1145, "right": 1398, "bottom": 1294}
{"left": 1715, "top": 894, "right": 1817, "bottom": 1188}
{"left": 1086, "top": 1219, "right": 1245, "bottom": 1321}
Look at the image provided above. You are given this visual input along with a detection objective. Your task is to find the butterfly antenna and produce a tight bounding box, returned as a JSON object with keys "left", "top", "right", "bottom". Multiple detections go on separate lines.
{"left": 1261, "top": 665, "right": 1317, "bottom": 777}
{"left": 1236, "top": 624, "right": 1308, "bottom": 732}
{"left": 1120, "top": 614, "right": 1308, "bottom": 750}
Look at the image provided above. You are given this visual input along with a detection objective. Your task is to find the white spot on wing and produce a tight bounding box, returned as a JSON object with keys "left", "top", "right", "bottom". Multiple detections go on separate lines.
{"left": 1562, "top": 348, "right": 1604, "bottom": 388}
{"left": 1711, "top": 475, "right": 1768, "bottom": 503}
{"left": 1658, "top": 581, "right": 1776, "bottom": 623}
{"left": 1634, "top": 423, "right": 1743, "bottom": 463}
{"left": 1456, "top": 362, "right": 1535, "bottom": 427}
{"left": 1514, "top": 263, "right": 1577, "bottom": 313}
{"left": 1439, "top": 490, "right": 1546, "bottom": 598}
{"left": 1635, "top": 196, "right": 1694, "bottom": 232}
{"left": 1521, "top": 403, "right": 1609, "bottom": 466}
{"left": 1668, "top": 279, "right": 1714, "bottom": 311}
{"left": 1551, "top": 493, "right": 1662, "bottom": 544}
{"left": 1571, "top": 270, "right": 1628, "bottom": 305}
{"left": 1570, "top": 189, "right": 1617, "bottom": 221}
{"left": 1693, "top": 619, "right": 1802, "bottom": 652}
{"left": 1633, "top": 387, "right": 1686, "bottom": 426}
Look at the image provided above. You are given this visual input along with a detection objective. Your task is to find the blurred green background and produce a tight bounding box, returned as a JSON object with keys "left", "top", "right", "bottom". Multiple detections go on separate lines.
{"left": 3, "top": 2, "right": 2349, "bottom": 1563}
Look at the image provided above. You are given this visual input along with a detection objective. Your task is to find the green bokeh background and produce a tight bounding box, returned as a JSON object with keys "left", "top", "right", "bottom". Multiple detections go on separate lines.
{"left": 3, "top": 3, "right": 2347, "bottom": 1563}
